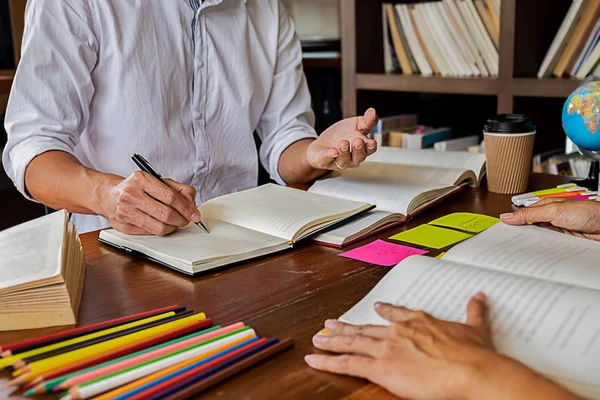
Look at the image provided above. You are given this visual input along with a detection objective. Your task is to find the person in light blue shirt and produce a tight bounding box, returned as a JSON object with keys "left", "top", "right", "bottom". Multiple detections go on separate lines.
{"left": 3, "top": 0, "right": 378, "bottom": 234}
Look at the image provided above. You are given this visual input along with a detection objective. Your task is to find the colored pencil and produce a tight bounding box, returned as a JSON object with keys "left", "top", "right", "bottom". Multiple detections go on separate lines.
{"left": 13, "top": 310, "right": 193, "bottom": 371}
{"left": 57, "top": 322, "right": 244, "bottom": 390}
{"left": 0, "top": 305, "right": 181, "bottom": 356}
{"left": 61, "top": 329, "right": 256, "bottom": 400}
{"left": 0, "top": 310, "right": 181, "bottom": 371}
{"left": 117, "top": 338, "right": 268, "bottom": 400}
{"left": 161, "top": 338, "right": 294, "bottom": 400}
{"left": 91, "top": 327, "right": 251, "bottom": 400}
{"left": 20, "top": 321, "right": 213, "bottom": 394}
{"left": 13, "top": 313, "right": 207, "bottom": 378}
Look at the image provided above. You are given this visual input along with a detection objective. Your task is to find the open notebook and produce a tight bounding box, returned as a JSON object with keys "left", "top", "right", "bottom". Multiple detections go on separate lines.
{"left": 99, "top": 184, "right": 373, "bottom": 275}
{"left": 310, "top": 147, "right": 487, "bottom": 246}
{"left": 337, "top": 223, "right": 600, "bottom": 399}
{"left": 0, "top": 210, "right": 86, "bottom": 331}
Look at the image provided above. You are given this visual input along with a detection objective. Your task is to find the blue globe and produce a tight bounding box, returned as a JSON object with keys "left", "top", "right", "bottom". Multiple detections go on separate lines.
{"left": 562, "top": 80, "right": 600, "bottom": 151}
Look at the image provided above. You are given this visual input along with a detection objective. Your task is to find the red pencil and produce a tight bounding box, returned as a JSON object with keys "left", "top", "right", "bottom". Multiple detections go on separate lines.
{"left": 0, "top": 305, "right": 181, "bottom": 356}
{"left": 125, "top": 338, "right": 269, "bottom": 400}
{"left": 23, "top": 320, "right": 211, "bottom": 393}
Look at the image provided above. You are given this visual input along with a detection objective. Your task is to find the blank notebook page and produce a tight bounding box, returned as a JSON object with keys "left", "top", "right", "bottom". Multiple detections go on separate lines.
{"left": 200, "top": 184, "right": 369, "bottom": 242}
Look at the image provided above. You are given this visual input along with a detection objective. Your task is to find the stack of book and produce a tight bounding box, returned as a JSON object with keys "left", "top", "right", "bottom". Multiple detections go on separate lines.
{"left": 0, "top": 210, "right": 86, "bottom": 331}
{"left": 382, "top": 0, "right": 500, "bottom": 77}
{"left": 1, "top": 305, "right": 292, "bottom": 399}
{"left": 538, "top": 0, "right": 600, "bottom": 79}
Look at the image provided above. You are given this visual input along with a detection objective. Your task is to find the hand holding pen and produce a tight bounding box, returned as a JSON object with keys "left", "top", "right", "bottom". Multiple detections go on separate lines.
{"left": 130, "top": 154, "right": 209, "bottom": 234}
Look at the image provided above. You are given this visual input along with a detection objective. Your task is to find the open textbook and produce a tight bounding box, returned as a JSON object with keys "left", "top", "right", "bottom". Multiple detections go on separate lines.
{"left": 99, "top": 184, "right": 372, "bottom": 275}
{"left": 310, "top": 147, "right": 487, "bottom": 246}
{"left": 0, "top": 210, "right": 86, "bottom": 331}
{"left": 338, "top": 222, "right": 600, "bottom": 399}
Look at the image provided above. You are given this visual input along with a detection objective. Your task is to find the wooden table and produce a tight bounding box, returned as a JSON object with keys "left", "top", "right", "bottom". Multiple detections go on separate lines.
{"left": 0, "top": 174, "right": 568, "bottom": 399}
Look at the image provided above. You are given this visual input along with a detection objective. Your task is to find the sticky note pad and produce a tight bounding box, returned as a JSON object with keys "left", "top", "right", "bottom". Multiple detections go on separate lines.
{"left": 428, "top": 212, "right": 500, "bottom": 233}
{"left": 339, "top": 239, "right": 428, "bottom": 266}
{"left": 389, "top": 225, "right": 472, "bottom": 249}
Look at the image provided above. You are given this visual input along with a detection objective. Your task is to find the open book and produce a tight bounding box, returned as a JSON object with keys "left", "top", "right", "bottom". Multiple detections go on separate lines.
{"left": 310, "top": 147, "right": 487, "bottom": 247}
{"left": 99, "top": 184, "right": 372, "bottom": 276}
{"left": 337, "top": 222, "right": 600, "bottom": 399}
{"left": 0, "top": 210, "right": 86, "bottom": 331}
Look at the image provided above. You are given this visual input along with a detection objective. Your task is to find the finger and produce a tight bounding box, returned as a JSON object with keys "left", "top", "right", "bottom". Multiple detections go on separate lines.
{"left": 313, "top": 146, "right": 340, "bottom": 170}
{"left": 312, "top": 334, "right": 387, "bottom": 358}
{"left": 324, "top": 319, "right": 391, "bottom": 340}
{"left": 165, "top": 179, "right": 197, "bottom": 204}
{"left": 500, "top": 202, "right": 563, "bottom": 226}
{"left": 139, "top": 192, "right": 189, "bottom": 227}
{"left": 356, "top": 108, "right": 378, "bottom": 134}
{"left": 304, "top": 354, "right": 377, "bottom": 380}
{"left": 527, "top": 197, "right": 571, "bottom": 207}
{"left": 335, "top": 140, "right": 351, "bottom": 169}
{"left": 128, "top": 208, "right": 177, "bottom": 236}
{"left": 375, "top": 302, "right": 420, "bottom": 323}
{"left": 141, "top": 178, "right": 201, "bottom": 223}
{"left": 350, "top": 138, "right": 368, "bottom": 166}
{"left": 466, "top": 292, "right": 490, "bottom": 335}
{"left": 112, "top": 221, "right": 148, "bottom": 236}
{"left": 365, "top": 139, "right": 377, "bottom": 156}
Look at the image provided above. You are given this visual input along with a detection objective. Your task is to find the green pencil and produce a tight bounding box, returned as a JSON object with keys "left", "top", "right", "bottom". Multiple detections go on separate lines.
{"left": 24, "top": 326, "right": 222, "bottom": 395}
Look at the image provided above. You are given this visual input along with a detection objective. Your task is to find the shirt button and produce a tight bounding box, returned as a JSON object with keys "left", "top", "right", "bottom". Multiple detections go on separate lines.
{"left": 199, "top": 161, "right": 206, "bottom": 169}
{"left": 195, "top": 112, "right": 203, "bottom": 120}
{"left": 198, "top": 59, "right": 204, "bottom": 68}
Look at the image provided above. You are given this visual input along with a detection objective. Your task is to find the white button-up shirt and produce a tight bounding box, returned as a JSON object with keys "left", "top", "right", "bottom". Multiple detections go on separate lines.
{"left": 3, "top": 0, "right": 317, "bottom": 233}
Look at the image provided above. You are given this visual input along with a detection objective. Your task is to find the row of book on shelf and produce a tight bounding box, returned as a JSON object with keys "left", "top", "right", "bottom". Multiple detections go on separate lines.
{"left": 382, "top": 0, "right": 500, "bottom": 77}
{"left": 538, "top": 0, "right": 600, "bottom": 79}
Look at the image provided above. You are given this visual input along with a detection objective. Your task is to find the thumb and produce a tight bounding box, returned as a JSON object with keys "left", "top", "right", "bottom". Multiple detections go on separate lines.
{"left": 356, "top": 108, "right": 378, "bottom": 134}
{"left": 466, "top": 292, "right": 490, "bottom": 334}
{"left": 500, "top": 203, "right": 560, "bottom": 226}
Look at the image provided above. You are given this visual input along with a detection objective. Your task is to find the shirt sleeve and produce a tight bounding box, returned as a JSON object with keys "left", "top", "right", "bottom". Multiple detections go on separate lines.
{"left": 255, "top": 3, "right": 318, "bottom": 185}
{"left": 2, "top": 0, "right": 98, "bottom": 200}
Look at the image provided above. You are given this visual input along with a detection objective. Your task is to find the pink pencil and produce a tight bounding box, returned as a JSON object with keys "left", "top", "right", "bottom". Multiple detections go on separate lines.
{"left": 571, "top": 195, "right": 596, "bottom": 200}
{"left": 57, "top": 322, "right": 245, "bottom": 390}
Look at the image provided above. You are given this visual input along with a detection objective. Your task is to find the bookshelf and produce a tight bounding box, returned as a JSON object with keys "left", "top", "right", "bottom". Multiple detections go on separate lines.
{"left": 341, "top": 0, "right": 584, "bottom": 154}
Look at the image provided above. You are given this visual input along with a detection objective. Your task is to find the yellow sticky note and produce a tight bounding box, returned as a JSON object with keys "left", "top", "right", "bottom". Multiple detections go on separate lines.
{"left": 435, "top": 252, "right": 446, "bottom": 259}
{"left": 390, "top": 225, "right": 472, "bottom": 250}
{"left": 428, "top": 212, "right": 500, "bottom": 233}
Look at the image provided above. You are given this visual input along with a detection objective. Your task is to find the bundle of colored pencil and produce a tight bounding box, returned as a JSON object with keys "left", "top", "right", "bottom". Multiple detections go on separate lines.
{"left": 1, "top": 305, "right": 293, "bottom": 399}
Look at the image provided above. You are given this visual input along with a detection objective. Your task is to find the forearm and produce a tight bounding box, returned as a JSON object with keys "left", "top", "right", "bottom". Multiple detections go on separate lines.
{"left": 24, "top": 150, "right": 122, "bottom": 216}
{"left": 462, "top": 353, "right": 581, "bottom": 400}
{"left": 278, "top": 139, "right": 327, "bottom": 184}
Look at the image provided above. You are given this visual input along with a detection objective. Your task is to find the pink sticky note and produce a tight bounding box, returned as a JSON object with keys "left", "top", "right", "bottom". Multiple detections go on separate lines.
{"left": 339, "top": 239, "right": 428, "bottom": 267}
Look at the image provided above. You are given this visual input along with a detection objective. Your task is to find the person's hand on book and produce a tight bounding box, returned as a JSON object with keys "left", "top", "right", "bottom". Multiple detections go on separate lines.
{"left": 306, "top": 293, "right": 578, "bottom": 400}
{"left": 101, "top": 172, "right": 201, "bottom": 236}
{"left": 306, "top": 108, "right": 379, "bottom": 171}
{"left": 501, "top": 198, "right": 600, "bottom": 241}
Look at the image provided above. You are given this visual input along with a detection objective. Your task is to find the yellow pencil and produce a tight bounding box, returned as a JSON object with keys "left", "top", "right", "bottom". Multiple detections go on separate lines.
{"left": 12, "top": 313, "right": 206, "bottom": 378}
{"left": 0, "top": 311, "right": 178, "bottom": 370}
{"left": 81, "top": 333, "right": 253, "bottom": 400}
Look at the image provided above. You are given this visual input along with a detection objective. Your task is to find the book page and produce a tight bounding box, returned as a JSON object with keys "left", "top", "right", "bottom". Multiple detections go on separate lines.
{"left": 311, "top": 210, "right": 403, "bottom": 245}
{"left": 367, "top": 147, "right": 486, "bottom": 181}
{"left": 0, "top": 210, "right": 66, "bottom": 292}
{"left": 309, "top": 163, "right": 465, "bottom": 214}
{"left": 199, "top": 184, "right": 370, "bottom": 242}
{"left": 100, "top": 220, "right": 286, "bottom": 265}
{"left": 339, "top": 256, "right": 600, "bottom": 389}
{"left": 444, "top": 223, "right": 600, "bottom": 291}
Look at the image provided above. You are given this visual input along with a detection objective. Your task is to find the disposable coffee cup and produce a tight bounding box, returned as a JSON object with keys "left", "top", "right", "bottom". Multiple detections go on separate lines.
{"left": 484, "top": 114, "right": 536, "bottom": 194}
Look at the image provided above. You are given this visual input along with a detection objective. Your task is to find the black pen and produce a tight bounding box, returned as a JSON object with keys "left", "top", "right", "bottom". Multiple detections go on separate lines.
{"left": 131, "top": 153, "right": 210, "bottom": 233}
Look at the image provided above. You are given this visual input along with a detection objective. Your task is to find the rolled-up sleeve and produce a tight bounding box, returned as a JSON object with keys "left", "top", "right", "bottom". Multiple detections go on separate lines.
{"left": 255, "top": 3, "right": 318, "bottom": 185}
{"left": 2, "top": 0, "right": 97, "bottom": 199}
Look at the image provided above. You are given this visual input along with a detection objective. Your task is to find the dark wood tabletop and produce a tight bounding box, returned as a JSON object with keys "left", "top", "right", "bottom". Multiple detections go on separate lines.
{"left": 0, "top": 174, "right": 569, "bottom": 399}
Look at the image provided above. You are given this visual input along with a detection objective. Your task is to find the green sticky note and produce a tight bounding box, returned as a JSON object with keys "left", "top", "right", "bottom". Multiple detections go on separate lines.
{"left": 428, "top": 212, "right": 500, "bottom": 233}
{"left": 389, "top": 225, "right": 473, "bottom": 249}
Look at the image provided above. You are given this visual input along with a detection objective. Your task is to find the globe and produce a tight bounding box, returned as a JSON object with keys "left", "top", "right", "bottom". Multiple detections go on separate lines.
{"left": 562, "top": 80, "right": 600, "bottom": 151}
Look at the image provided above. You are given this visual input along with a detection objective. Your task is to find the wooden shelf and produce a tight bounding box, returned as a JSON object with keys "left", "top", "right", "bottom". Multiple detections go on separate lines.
{"left": 356, "top": 74, "right": 500, "bottom": 95}
{"left": 511, "top": 78, "right": 582, "bottom": 98}
{"left": 0, "top": 70, "right": 14, "bottom": 94}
